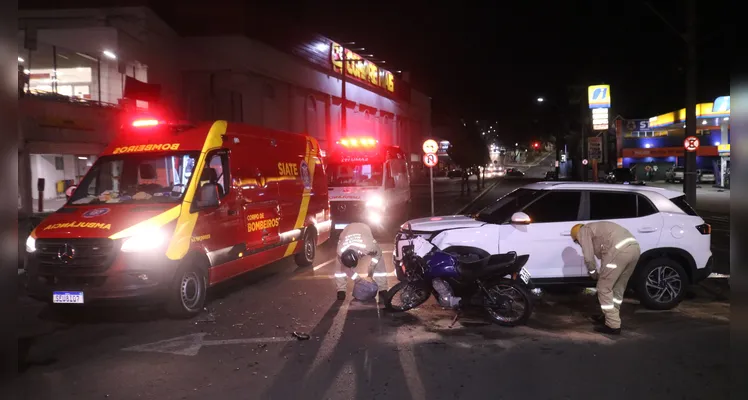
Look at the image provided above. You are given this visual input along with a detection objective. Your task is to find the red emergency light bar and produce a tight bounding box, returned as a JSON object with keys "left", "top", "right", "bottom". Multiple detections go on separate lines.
{"left": 132, "top": 119, "right": 161, "bottom": 127}
{"left": 337, "top": 137, "right": 378, "bottom": 148}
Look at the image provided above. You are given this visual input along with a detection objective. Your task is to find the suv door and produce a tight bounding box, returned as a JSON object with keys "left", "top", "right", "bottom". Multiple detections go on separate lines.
{"left": 582, "top": 191, "right": 664, "bottom": 254}
{"left": 498, "top": 190, "right": 584, "bottom": 278}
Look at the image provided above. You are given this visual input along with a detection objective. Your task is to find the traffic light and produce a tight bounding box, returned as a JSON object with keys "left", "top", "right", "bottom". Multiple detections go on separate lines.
{"left": 533, "top": 142, "right": 540, "bottom": 149}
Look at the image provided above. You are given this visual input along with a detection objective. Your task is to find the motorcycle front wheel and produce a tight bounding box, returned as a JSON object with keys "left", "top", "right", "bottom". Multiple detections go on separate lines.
{"left": 384, "top": 281, "right": 432, "bottom": 312}
{"left": 483, "top": 281, "right": 533, "bottom": 327}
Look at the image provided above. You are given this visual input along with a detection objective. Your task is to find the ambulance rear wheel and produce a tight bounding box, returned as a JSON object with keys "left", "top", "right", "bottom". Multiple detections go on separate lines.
{"left": 295, "top": 229, "right": 316, "bottom": 267}
{"left": 166, "top": 262, "right": 207, "bottom": 319}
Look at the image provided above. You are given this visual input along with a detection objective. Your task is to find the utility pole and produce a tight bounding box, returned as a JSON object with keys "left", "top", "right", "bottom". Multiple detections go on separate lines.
{"left": 340, "top": 47, "right": 347, "bottom": 136}
{"left": 683, "top": 0, "right": 697, "bottom": 205}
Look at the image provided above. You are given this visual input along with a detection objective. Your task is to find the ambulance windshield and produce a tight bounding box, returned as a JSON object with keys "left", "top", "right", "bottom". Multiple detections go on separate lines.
{"left": 327, "top": 163, "right": 383, "bottom": 187}
{"left": 68, "top": 152, "right": 199, "bottom": 205}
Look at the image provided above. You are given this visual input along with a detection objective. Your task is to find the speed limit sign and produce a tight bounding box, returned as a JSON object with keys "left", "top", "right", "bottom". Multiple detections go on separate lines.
{"left": 423, "top": 153, "right": 438, "bottom": 167}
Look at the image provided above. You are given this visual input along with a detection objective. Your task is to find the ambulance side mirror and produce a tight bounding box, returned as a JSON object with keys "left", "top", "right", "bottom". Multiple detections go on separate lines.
{"left": 195, "top": 183, "right": 220, "bottom": 209}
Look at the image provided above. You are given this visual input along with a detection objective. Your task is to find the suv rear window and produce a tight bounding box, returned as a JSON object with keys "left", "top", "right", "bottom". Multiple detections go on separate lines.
{"left": 670, "top": 195, "right": 699, "bottom": 216}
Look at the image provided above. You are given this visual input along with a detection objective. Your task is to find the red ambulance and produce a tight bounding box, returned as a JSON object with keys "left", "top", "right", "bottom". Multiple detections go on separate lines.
{"left": 326, "top": 137, "right": 411, "bottom": 233}
{"left": 24, "top": 113, "right": 330, "bottom": 317}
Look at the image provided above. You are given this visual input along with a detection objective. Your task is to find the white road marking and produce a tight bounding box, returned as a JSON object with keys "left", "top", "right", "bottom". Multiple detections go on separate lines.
{"left": 122, "top": 333, "right": 296, "bottom": 356}
{"left": 313, "top": 258, "right": 336, "bottom": 271}
{"left": 708, "top": 273, "right": 730, "bottom": 279}
{"left": 292, "top": 271, "right": 396, "bottom": 281}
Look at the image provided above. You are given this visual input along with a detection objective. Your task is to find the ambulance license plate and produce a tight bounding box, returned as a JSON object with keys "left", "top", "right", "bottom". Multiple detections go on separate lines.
{"left": 53, "top": 291, "right": 84, "bottom": 304}
{"left": 519, "top": 268, "right": 531, "bottom": 284}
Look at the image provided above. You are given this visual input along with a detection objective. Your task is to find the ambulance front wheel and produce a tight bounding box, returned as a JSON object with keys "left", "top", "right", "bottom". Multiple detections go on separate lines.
{"left": 295, "top": 229, "right": 317, "bottom": 267}
{"left": 166, "top": 261, "right": 207, "bottom": 318}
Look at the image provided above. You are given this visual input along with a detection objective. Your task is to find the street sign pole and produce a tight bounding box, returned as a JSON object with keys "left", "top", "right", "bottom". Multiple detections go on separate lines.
{"left": 422, "top": 140, "right": 439, "bottom": 217}
{"left": 430, "top": 166, "right": 434, "bottom": 216}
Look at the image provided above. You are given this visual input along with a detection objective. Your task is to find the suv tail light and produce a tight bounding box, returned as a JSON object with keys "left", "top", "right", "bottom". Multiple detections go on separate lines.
{"left": 695, "top": 223, "right": 711, "bottom": 235}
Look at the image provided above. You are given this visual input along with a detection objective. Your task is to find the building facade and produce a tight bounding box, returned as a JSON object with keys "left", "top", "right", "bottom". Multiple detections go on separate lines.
{"left": 17, "top": 6, "right": 431, "bottom": 214}
{"left": 615, "top": 96, "right": 730, "bottom": 185}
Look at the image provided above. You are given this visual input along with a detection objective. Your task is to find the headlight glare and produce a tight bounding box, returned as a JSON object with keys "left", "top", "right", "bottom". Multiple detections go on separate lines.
{"left": 121, "top": 229, "right": 166, "bottom": 253}
{"left": 26, "top": 236, "right": 36, "bottom": 253}
{"left": 366, "top": 195, "right": 384, "bottom": 209}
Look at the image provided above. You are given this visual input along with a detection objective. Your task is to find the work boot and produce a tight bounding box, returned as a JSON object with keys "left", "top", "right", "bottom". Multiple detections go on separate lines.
{"left": 594, "top": 324, "right": 621, "bottom": 335}
{"left": 378, "top": 290, "right": 388, "bottom": 302}
{"left": 337, "top": 291, "right": 346, "bottom": 301}
{"left": 590, "top": 314, "right": 606, "bottom": 325}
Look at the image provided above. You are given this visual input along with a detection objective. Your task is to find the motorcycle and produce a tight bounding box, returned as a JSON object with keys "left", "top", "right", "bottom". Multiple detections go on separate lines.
{"left": 384, "top": 224, "right": 534, "bottom": 326}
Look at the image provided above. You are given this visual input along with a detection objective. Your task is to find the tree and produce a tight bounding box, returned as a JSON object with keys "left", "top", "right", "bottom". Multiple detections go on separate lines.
{"left": 447, "top": 122, "right": 490, "bottom": 188}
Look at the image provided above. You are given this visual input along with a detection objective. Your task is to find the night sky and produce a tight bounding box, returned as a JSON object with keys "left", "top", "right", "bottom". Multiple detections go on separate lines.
{"left": 293, "top": 1, "right": 730, "bottom": 119}
{"left": 23, "top": 0, "right": 733, "bottom": 137}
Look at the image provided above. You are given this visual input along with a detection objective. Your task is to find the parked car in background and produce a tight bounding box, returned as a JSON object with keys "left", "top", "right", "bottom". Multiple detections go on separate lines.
{"left": 665, "top": 166, "right": 685, "bottom": 183}
{"left": 697, "top": 169, "right": 716, "bottom": 183}
{"left": 605, "top": 168, "right": 644, "bottom": 185}
{"left": 544, "top": 170, "right": 557, "bottom": 180}
{"left": 505, "top": 168, "right": 525, "bottom": 177}
{"left": 447, "top": 169, "right": 463, "bottom": 178}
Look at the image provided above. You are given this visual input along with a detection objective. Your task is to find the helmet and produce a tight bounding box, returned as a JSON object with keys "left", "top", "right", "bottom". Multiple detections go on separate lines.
{"left": 340, "top": 249, "right": 360, "bottom": 268}
{"left": 570, "top": 224, "right": 585, "bottom": 242}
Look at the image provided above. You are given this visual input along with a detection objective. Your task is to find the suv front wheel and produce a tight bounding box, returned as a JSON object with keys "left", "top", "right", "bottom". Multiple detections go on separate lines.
{"left": 634, "top": 258, "right": 688, "bottom": 310}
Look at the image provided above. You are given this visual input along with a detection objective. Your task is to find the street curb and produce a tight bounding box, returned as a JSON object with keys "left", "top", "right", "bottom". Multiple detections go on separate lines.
{"left": 454, "top": 179, "right": 500, "bottom": 215}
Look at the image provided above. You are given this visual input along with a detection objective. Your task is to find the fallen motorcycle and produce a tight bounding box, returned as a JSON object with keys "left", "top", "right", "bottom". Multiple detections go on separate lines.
{"left": 384, "top": 224, "right": 534, "bottom": 327}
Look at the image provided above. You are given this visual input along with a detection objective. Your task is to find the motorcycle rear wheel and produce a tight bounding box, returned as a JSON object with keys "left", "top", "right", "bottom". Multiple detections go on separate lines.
{"left": 483, "top": 281, "right": 533, "bottom": 327}
{"left": 384, "top": 281, "right": 431, "bottom": 312}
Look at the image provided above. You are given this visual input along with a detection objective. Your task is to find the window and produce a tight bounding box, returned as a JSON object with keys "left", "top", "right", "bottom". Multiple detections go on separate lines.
{"left": 55, "top": 156, "right": 64, "bottom": 171}
{"left": 69, "top": 152, "right": 198, "bottom": 205}
{"left": 637, "top": 195, "right": 658, "bottom": 216}
{"left": 522, "top": 191, "right": 581, "bottom": 223}
{"left": 670, "top": 195, "right": 699, "bottom": 216}
{"left": 589, "top": 192, "right": 637, "bottom": 220}
{"left": 476, "top": 188, "right": 544, "bottom": 224}
{"left": 201, "top": 151, "right": 230, "bottom": 198}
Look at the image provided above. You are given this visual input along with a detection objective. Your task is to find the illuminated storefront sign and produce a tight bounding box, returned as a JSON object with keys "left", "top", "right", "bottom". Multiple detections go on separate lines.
{"left": 591, "top": 108, "right": 609, "bottom": 130}
{"left": 331, "top": 42, "right": 395, "bottom": 93}
{"left": 649, "top": 95, "right": 731, "bottom": 128}
{"left": 588, "top": 84, "right": 611, "bottom": 109}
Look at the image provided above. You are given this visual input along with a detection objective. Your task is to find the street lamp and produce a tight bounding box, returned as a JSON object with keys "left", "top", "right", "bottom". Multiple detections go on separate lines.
{"left": 537, "top": 97, "right": 544, "bottom": 103}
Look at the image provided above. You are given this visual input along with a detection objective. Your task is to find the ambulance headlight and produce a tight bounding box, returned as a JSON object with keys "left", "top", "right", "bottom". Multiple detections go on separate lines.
{"left": 25, "top": 236, "right": 36, "bottom": 253}
{"left": 366, "top": 195, "right": 385, "bottom": 209}
{"left": 367, "top": 211, "right": 383, "bottom": 225}
{"left": 121, "top": 229, "right": 166, "bottom": 253}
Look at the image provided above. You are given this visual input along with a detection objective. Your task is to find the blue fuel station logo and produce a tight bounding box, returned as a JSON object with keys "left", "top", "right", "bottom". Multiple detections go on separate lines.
{"left": 588, "top": 85, "right": 611, "bottom": 109}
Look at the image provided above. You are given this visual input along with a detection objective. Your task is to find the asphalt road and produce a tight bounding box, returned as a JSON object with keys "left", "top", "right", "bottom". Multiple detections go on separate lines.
{"left": 15, "top": 157, "right": 729, "bottom": 399}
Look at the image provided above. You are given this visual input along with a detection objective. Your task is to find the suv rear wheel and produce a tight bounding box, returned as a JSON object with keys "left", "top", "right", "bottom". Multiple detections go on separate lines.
{"left": 634, "top": 257, "right": 688, "bottom": 310}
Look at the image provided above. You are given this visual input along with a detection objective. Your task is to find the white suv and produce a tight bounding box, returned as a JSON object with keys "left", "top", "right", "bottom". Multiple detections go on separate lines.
{"left": 394, "top": 182, "right": 713, "bottom": 310}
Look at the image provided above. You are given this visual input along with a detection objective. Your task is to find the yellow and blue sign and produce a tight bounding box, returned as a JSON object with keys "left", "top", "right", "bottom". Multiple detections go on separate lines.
{"left": 712, "top": 96, "right": 730, "bottom": 113}
{"left": 588, "top": 85, "right": 611, "bottom": 109}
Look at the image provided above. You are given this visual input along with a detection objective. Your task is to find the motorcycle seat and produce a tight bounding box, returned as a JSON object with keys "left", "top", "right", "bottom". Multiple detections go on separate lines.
{"left": 458, "top": 252, "right": 517, "bottom": 279}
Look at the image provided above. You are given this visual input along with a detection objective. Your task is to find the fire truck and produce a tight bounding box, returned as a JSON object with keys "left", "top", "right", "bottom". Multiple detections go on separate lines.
{"left": 24, "top": 112, "right": 330, "bottom": 317}
{"left": 326, "top": 137, "right": 411, "bottom": 233}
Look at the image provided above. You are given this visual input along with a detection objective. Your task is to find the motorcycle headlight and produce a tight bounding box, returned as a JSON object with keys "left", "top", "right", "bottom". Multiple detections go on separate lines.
{"left": 366, "top": 195, "right": 384, "bottom": 209}
{"left": 121, "top": 229, "right": 167, "bottom": 253}
{"left": 26, "top": 236, "right": 36, "bottom": 253}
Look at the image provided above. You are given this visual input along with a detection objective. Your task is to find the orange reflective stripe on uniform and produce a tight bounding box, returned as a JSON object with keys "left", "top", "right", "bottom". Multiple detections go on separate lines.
{"left": 284, "top": 137, "right": 319, "bottom": 257}
{"left": 165, "top": 120, "right": 228, "bottom": 261}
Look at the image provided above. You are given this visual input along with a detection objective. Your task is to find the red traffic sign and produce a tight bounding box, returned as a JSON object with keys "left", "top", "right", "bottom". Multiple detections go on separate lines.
{"left": 582, "top": 159, "right": 588, "bottom": 165}
{"left": 423, "top": 153, "right": 438, "bottom": 167}
{"left": 422, "top": 139, "right": 439, "bottom": 155}
{"left": 684, "top": 136, "right": 700, "bottom": 152}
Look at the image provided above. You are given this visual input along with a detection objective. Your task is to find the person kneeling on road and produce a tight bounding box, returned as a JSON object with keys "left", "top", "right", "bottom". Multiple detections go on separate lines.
{"left": 571, "top": 221, "right": 641, "bottom": 335}
{"left": 334, "top": 223, "right": 388, "bottom": 301}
